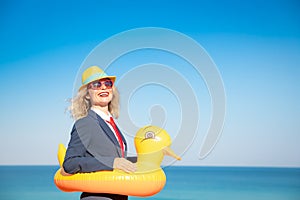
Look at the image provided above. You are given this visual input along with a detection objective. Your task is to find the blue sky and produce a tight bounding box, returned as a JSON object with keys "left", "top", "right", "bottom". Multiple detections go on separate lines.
{"left": 0, "top": 0, "right": 299, "bottom": 167}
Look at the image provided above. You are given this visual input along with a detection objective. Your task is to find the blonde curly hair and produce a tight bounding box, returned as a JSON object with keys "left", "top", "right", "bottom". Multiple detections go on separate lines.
{"left": 68, "top": 85, "right": 120, "bottom": 120}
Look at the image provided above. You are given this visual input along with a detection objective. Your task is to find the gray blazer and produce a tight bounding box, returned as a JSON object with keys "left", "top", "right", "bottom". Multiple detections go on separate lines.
{"left": 63, "top": 110, "right": 130, "bottom": 174}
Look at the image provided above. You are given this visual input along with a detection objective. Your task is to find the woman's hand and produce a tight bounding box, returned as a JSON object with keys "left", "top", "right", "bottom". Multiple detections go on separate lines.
{"left": 113, "top": 158, "right": 137, "bottom": 173}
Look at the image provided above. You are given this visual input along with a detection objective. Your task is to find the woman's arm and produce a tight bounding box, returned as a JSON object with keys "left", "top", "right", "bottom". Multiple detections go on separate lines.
{"left": 63, "top": 124, "right": 115, "bottom": 174}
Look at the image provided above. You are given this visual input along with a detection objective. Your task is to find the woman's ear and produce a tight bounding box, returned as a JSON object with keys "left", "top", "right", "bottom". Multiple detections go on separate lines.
{"left": 85, "top": 94, "right": 90, "bottom": 100}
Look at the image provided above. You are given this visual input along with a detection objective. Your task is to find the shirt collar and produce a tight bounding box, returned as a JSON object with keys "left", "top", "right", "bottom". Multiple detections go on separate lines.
{"left": 91, "top": 107, "right": 111, "bottom": 121}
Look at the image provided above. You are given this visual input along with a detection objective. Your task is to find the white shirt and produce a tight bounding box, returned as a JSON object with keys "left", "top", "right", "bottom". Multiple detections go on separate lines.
{"left": 91, "top": 107, "right": 125, "bottom": 150}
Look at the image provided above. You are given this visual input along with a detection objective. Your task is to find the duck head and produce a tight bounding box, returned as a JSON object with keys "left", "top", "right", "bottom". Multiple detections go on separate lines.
{"left": 134, "top": 125, "right": 181, "bottom": 172}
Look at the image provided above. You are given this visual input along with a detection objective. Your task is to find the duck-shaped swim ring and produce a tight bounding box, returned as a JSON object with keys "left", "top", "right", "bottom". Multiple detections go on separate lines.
{"left": 54, "top": 125, "right": 181, "bottom": 197}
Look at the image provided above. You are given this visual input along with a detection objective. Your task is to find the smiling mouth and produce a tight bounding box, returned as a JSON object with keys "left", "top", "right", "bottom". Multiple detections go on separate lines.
{"left": 99, "top": 92, "right": 109, "bottom": 97}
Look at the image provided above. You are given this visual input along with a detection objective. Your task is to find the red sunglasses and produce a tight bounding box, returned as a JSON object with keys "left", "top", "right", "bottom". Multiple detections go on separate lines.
{"left": 88, "top": 80, "right": 114, "bottom": 90}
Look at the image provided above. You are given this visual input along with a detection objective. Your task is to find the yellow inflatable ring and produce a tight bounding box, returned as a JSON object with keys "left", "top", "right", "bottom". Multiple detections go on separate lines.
{"left": 54, "top": 125, "right": 181, "bottom": 197}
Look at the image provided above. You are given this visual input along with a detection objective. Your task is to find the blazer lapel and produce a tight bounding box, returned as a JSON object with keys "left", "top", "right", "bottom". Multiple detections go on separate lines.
{"left": 98, "top": 116, "right": 120, "bottom": 145}
{"left": 88, "top": 110, "right": 125, "bottom": 157}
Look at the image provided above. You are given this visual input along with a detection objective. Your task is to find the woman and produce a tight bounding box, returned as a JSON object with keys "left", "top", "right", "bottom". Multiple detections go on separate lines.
{"left": 62, "top": 66, "right": 137, "bottom": 200}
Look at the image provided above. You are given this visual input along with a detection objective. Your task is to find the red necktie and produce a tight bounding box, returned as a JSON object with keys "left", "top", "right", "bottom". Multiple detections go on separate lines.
{"left": 107, "top": 117, "right": 125, "bottom": 157}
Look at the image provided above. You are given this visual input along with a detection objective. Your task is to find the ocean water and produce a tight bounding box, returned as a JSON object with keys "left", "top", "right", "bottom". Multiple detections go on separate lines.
{"left": 0, "top": 166, "right": 299, "bottom": 200}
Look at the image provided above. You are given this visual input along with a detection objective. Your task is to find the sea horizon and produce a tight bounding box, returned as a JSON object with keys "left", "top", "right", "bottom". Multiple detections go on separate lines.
{"left": 1, "top": 165, "right": 299, "bottom": 200}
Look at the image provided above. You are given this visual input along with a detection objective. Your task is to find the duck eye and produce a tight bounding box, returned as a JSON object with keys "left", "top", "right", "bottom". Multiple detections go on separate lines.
{"left": 145, "top": 131, "right": 155, "bottom": 139}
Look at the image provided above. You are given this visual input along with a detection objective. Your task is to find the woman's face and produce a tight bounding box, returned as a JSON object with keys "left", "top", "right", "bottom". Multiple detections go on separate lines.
{"left": 87, "top": 78, "right": 114, "bottom": 107}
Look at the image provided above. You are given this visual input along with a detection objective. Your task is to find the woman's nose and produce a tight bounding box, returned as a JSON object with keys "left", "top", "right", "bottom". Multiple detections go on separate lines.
{"left": 100, "top": 85, "right": 106, "bottom": 89}
{"left": 100, "top": 82, "right": 107, "bottom": 90}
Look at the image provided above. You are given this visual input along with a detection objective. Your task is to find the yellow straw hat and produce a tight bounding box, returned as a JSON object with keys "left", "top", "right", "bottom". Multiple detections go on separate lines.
{"left": 79, "top": 66, "right": 116, "bottom": 90}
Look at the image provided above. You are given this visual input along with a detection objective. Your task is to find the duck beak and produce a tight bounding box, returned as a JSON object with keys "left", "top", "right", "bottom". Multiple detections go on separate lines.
{"left": 163, "top": 147, "right": 181, "bottom": 160}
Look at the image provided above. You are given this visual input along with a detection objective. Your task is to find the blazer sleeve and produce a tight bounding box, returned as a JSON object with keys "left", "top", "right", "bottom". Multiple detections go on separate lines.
{"left": 63, "top": 121, "right": 115, "bottom": 174}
